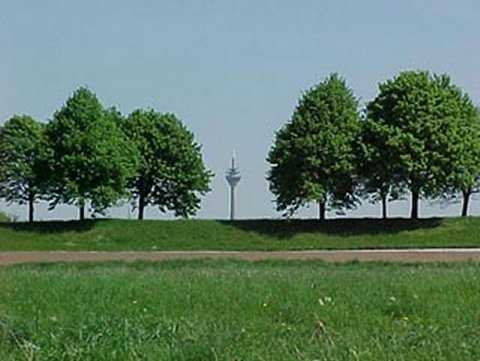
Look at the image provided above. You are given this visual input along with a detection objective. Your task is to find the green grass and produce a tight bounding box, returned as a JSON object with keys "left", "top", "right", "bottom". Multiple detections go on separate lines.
{"left": 1, "top": 260, "right": 480, "bottom": 360}
{"left": 0, "top": 217, "right": 480, "bottom": 251}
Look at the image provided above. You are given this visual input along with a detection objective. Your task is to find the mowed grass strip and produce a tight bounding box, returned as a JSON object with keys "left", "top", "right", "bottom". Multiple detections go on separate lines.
{"left": 1, "top": 260, "right": 480, "bottom": 360}
{"left": 0, "top": 217, "right": 479, "bottom": 251}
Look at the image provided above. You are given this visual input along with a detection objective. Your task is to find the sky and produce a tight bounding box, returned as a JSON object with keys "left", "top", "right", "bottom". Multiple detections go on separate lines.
{"left": 1, "top": 0, "right": 479, "bottom": 220}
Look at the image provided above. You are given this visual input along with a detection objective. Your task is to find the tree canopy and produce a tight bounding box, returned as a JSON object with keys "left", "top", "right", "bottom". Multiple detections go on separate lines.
{"left": 123, "top": 109, "right": 212, "bottom": 219}
{"left": 45, "top": 87, "right": 138, "bottom": 220}
{"left": 0, "top": 115, "right": 45, "bottom": 222}
{"left": 359, "top": 116, "right": 406, "bottom": 219}
{"left": 267, "top": 73, "right": 361, "bottom": 219}
{"left": 366, "top": 70, "right": 478, "bottom": 218}
{"left": 439, "top": 106, "right": 480, "bottom": 216}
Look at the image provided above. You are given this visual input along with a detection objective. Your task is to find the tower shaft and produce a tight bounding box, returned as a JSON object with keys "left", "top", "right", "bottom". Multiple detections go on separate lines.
{"left": 230, "top": 185, "right": 235, "bottom": 221}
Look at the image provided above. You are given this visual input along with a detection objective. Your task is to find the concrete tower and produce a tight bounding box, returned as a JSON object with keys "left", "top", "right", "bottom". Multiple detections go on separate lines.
{"left": 225, "top": 151, "right": 241, "bottom": 220}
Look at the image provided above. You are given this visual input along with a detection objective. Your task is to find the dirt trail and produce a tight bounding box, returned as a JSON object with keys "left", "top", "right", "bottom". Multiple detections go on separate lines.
{"left": 1, "top": 249, "right": 480, "bottom": 265}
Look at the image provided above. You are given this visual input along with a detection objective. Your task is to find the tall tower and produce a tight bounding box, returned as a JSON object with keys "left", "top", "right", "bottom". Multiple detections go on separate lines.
{"left": 225, "top": 151, "right": 241, "bottom": 220}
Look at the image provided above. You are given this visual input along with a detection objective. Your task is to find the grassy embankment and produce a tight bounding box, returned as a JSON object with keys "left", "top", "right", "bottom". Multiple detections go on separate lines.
{"left": 0, "top": 217, "right": 480, "bottom": 251}
{"left": 1, "top": 260, "right": 479, "bottom": 360}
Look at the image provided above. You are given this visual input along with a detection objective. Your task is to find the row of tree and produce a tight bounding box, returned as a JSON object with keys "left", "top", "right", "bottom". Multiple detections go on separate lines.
{"left": 2, "top": 71, "right": 478, "bottom": 222}
{"left": 267, "top": 71, "right": 480, "bottom": 219}
{"left": 0, "top": 88, "right": 213, "bottom": 222}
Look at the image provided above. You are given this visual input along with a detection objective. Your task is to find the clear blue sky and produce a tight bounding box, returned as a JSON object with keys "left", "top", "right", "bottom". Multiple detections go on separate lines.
{"left": 1, "top": 0, "right": 479, "bottom": 220}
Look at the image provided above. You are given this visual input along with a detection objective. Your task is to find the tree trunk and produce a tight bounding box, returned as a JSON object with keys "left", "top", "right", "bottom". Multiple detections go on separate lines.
{"left": 79, "top": 205, "right": 85, "bottom": 221}
{"left": 138, "top": 194, "right": 145, "bottom": 220}
{"left": 462, "top": 189, "right": 471, "bottom": 217}
{"left": 381, "top": 193, "right": 387, "bottom": 220}
{"left": 28, "top": 194, "right": 34, "bottom": 223}
{"left": 410, "top": 189, "right": 419, "bottom": 219}
{"left": 79, "top": 197, "right": 86, "bottom": 221}
{"left": 319, "top": 202, "right": 326, "bottom": 221}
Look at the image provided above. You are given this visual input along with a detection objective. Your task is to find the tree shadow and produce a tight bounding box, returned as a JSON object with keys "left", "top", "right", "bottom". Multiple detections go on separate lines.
{"left": 220, "top": 218, "right": 443, "bottom": 239}
{"left": 0, "top": 219, "right": 100, "bottom": 234}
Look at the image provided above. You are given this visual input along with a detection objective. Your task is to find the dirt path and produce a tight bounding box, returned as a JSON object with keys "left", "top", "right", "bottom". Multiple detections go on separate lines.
{"left": 1, "top": 249, "right": 480, "bottom": 265}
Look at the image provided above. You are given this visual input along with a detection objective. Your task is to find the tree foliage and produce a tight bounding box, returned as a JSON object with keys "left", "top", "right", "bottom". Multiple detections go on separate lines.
{"left": 440, "top": 107, "right": 480, "bottom": 216}
{"left": 123, "top": 109, "right": 212, "bottom": 219}
{"left": 45, "top": 87, "right": 138, "bottom": 219}
{"left": 0, "top": 115, "right": 45, "bottom": 222}
{"left": 358, "top": 117, "right": 406, "bottom": 219}
{"left": 366, "top": 70, "right": 478, "bottom": 218}
{"left": 267, "top": 73, "right": 361, "bottom": 219}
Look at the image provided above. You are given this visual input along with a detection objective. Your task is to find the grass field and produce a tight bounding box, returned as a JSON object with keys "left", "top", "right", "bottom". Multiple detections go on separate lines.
{"left": 0, "top": 260, "right": 479, "bottom": 360}
{"left": 0, "top": 217, "right": 480, "bottom": 251}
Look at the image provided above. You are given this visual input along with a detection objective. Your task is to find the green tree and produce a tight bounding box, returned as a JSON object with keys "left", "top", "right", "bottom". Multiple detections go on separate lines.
{"left": 123, "top": 109, "right": 212, "bottom": 220}
{"left": 45, "top": 87, "right": 138, "bottom": 220}
{"left": 358, "top": 118, "right": 405, "bottom": 219}
{"left": 267, "top": 73, "right": 361, "bottom": 220}
{"left": 0, "top": 115, "right": 45, "bottom": 222}
{"left": 366, "top": 70, "right": 478, "bottom": 219}
{"left": 440, "top": 107, "right": 480, "bottom": 217}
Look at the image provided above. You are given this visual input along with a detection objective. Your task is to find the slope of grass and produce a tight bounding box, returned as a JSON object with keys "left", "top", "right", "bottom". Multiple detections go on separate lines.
{"left": 0, "top": 217, "right": 479, "bottom": 251}
{"left": 1, "top": 260, "right": 480, "bottom": 360}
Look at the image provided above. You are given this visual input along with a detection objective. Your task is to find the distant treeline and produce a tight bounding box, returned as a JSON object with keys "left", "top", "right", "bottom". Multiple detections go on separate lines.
{"left": 1, "top": 70, "right": 479, "bottom": 222}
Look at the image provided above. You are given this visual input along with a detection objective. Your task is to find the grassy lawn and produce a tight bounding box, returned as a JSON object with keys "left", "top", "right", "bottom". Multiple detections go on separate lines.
{"left": 0, "top": 217, "right": 480, "bottom": 251}
{"left": 0, "top": 260, "right": 479, "bottom": 360}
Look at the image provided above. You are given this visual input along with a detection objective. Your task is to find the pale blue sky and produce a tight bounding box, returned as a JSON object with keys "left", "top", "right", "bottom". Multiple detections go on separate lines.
{"left": 1, "top": 0, "right": 479, "bottom": 220}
